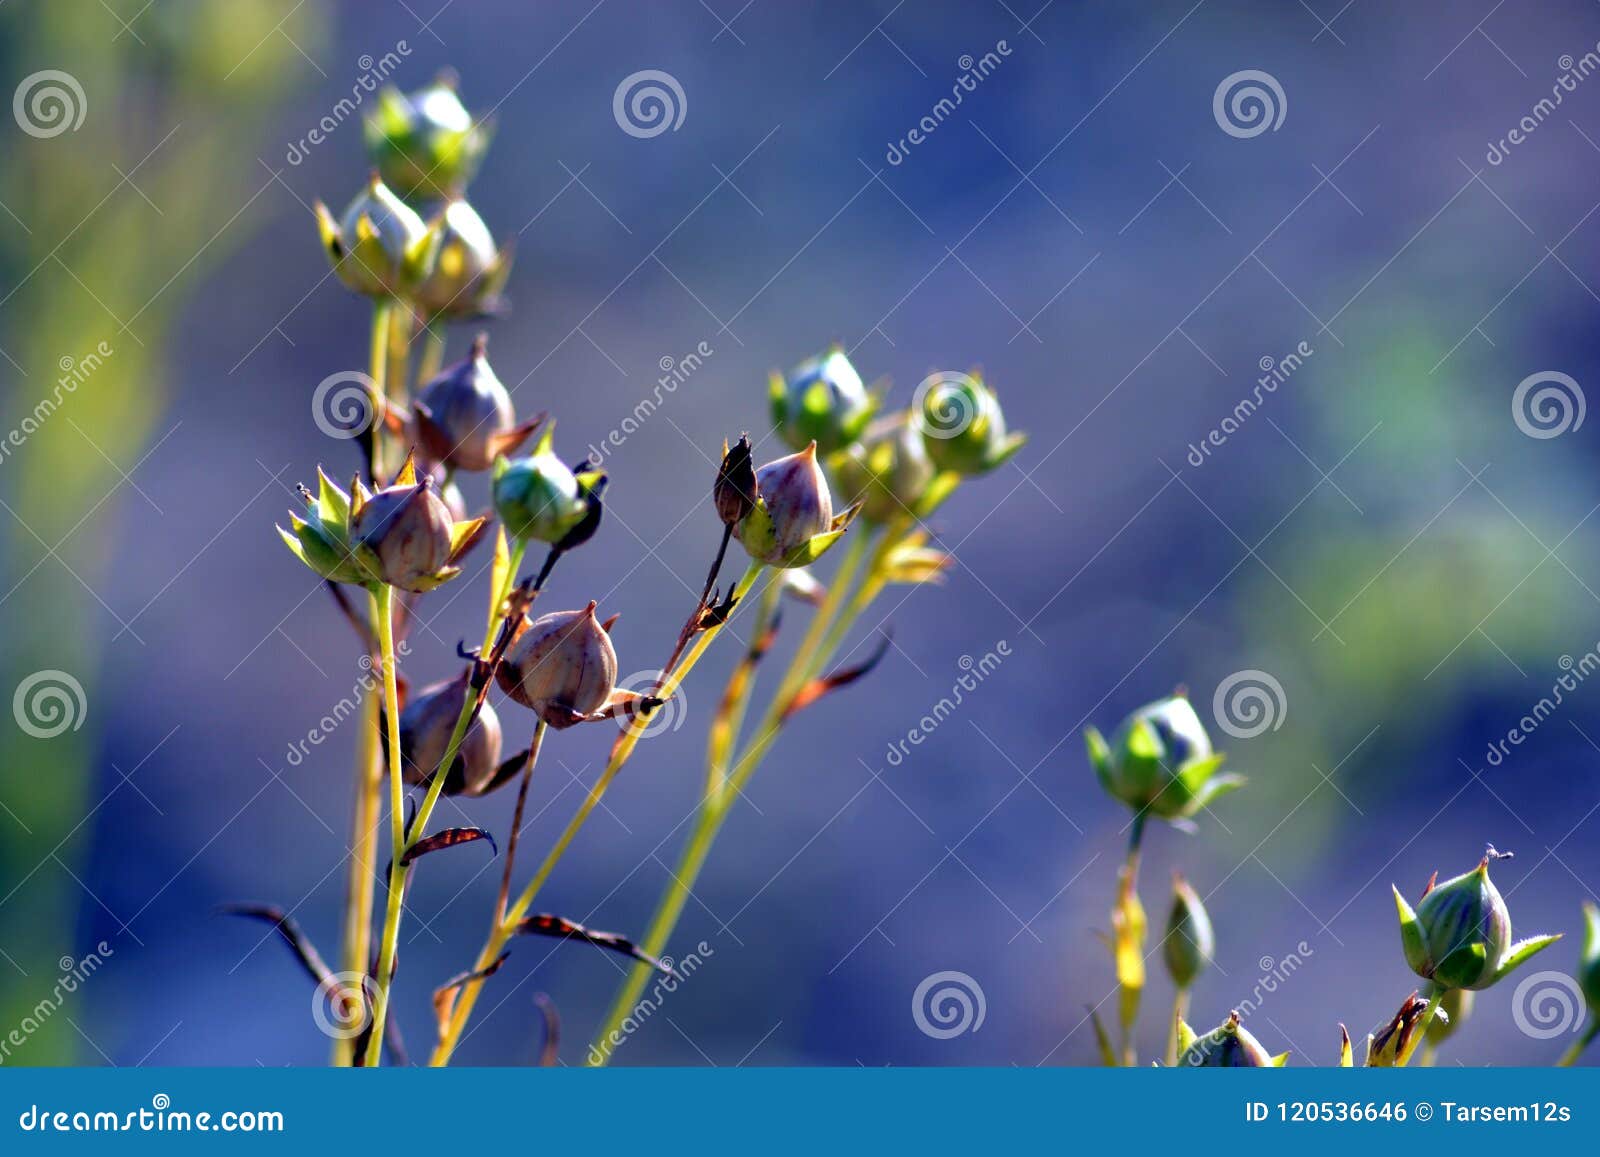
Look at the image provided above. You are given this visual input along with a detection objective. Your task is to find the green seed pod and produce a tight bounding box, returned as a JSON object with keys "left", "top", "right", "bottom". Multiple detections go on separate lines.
{"left": 735, "top": 443, "right": 840, "bottom": 568}
{"left": 914, "top": 371, "right": 1026, "bottom": 477}
{"left": 496, "top": 603, "right": 618, "bottom": 729}
{"left": 412, "top": 334, "right": 537, "bottom": 472}
{"left": 1084, "top": 693, "right": 1244, "bottom": 824}
{"left": 1179, "top": 1011, "right": 1284, "bottom": 1067}
{"left": 1576, "top": 901, "right": 1600, "bottom": 1015}
{"left": 363, "top": 71, "right": 491, "bottom": 202}
{"left": 411, "top": 199, "right": 512, "bottom": 321}
{"left": 314, "top": 172, "right": 442, "bottom": 299}
{"left": 1163, "top": 873, "right": 1215, "bottom": 990}
{"left": 492, "top": 428, "right": 590, "bottom": 545}
{"left": 1393, "top": 850, "right": 1561, "bottom": 991}
{"left": 398, "top": 670, "right": 503, "bottom": 797}
{"left": 830, "top": 411, "right": 935, "bottom": 525}
{"left": 769, "top": 347, "right": 874, "bottom": 455}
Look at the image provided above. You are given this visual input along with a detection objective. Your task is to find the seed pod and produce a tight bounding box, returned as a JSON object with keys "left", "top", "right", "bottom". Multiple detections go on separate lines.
{"left": 412, "top": 334, "right": 537, "bottom": 472}
{"left": 352, "top": 482, "right": 456, "bottom": 591}
{"left": 496, "top": 603, "right": 620, "bottom": 729}
{"left": 363, "top": 71, "right": 491, "bottom": 202}
{"left": 1393, "top": 850, "right": 1560, "bottom": 991}
{"left": 914, "top": 371, "right": 1027, "bottom": 477}
{"left": 830, "top": 411, "right": 935, "bottom": 524}
{"left": 1163, "top": 873, "right": 1214, "bottom": 990}
{"left": 492, "top": 427, "right": 590, "bottom": 545}
{"left": 713, "top": 435, "right": 757, "bottom": 527}
{"left": 769, "top": 346, "right": 875, "bottom": 455}
{"left": 1084, "top": 692, "right": 1244, "bottom": 824}
{"left": 398, "top": 671, "right": 503, "bottom": 797}
{"left": 412, "top": 199, "right": 512, "bottom": 321}
{"left": 736, "top": 443, "right": 856, "bottom": 569}
{"left": 314, "top": 172, "right": 442, "bottom": 298}
{"left": 1178, "top": 1011, "right": 1284, "bottom": 1067}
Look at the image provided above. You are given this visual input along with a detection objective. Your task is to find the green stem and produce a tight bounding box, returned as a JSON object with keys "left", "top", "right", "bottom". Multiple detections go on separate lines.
{"left": 332, "top": 684, "right": 382, "bottom": 1066}
{"left": 1395, "top": 986, "right": 1445, "bottom": 1068}
{"left": 429, "top": 562, "right": 767, "bottom": 1066}
{"left": 484, "top": 539, "right": 527, "bottom": 655}
{"left": 770, "top": 527, "right": 869, "bottom": 708}
{"left": 1557, "top": 1017, "right": 1600, "bottom": 1066}
{"left": 1115, "top": 815, "right": 1147, "bottom": 1067}
{"left": 1166, "top": 986, "right": 1189, "bottom": 1066}
{"left": 368, "top": 300, "right": 393, "bottom": 483}
{"left": 361, "top": 585, "right": 406, "bottom": 1067}
{"left": 386, "top": 303, "right": 413, "bottom": 412}
{"left": 415, "top": 317, "right": 445, "bottom": 390}
{"left": 707, "top": 573, "right": 782, "bottom": 797}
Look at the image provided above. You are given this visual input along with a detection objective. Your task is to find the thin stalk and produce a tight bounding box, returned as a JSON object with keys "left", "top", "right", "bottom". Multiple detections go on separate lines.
{"left": 386, "top": 303, "right": 413, "bottom": 412}
{"left": 484, "top": 539, "right": 528, "bottom": 655}
{"left": 415, "top": 317, "right": 445, "bottom": 389}
{"left": 429, "top": 561, "right": 767, "bottom": 1066}
{"left": 1166, "top": 986, "right": 1190, "bottom": 1066}
{"left": 769, "top": 527, "right": 868, "bottom": 708}
{"left": 332, "top": 686, "right": 382, "bottom": 1066}
{"left": 362, "top": 585, "right": 407, "bottom": 1066}
{"left": 366, "top": 298, "right": 393, "bottom": 481}
{"left": 495, "top": 721, "right": 548, "bottom": 925}
{"left": 1557, "top": 1017, "right": 1599, "bottom": 1066}
{"left": 1394, "top": 986, "right": 1445, "bottom": 1067}
{"left": 1114, "top": 813, "right": 1147, "bottom": 1067}
{"left": 706, "top": 574, "right": 782, "bottom": 797}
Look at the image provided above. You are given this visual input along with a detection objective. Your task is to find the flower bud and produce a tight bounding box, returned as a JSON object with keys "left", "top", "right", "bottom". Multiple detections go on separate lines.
{"left": 398, "top": 671, "right": 503, "bottom": 797}
{"left": 314, "top": 172, "right": 441, "bottom": 299}
{"left": 352, "top": 481, "right": 455, "bottom": 591}
{"left": 714, "top": 435, "right": 757, "bottom": 527}
{"left": 1393, "top": 850, "right": 1560, "bottom": 991}
{"left": 736, "top": 443, "right": 850, "bottom": 569}
{"left": 830, "top": 411, "right": 935, "bottom": 524}
{"left": 496, "top": 603, "right": 618, "bottom": 729}
{"left": 412, "top": 334, "right": 537, "bottom": 472}
{"left": 914, "top": 371, "right": 1026, "bottom": 476}
{"left": 769, "top": 347, "right": 875, "bottom": 455}
{"left": 1579, "top": 901, "right": 1600, "bottom": 1016}
{"left": 363, "top": 71, "right": 491, "bottom": 202}
{"left": 1163, "top": 873, "right": 1214, "bottom": 990}
{"left": 411, "top": 198, "right": 512, "bottom": 320}
{"left": 1085, "top": 692, "right": 1243, "bottom": 824}
{"left": 1179, "top": 1011, "right": 1283, "bottom": 1067}
{"left": 492, "top": 427, "right": 591, "bottom": 545}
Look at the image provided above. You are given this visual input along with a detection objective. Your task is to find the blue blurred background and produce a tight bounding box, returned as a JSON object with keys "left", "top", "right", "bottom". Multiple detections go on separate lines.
{"left": 3, "top": 0, "right": 1600, "bottom": 1066}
